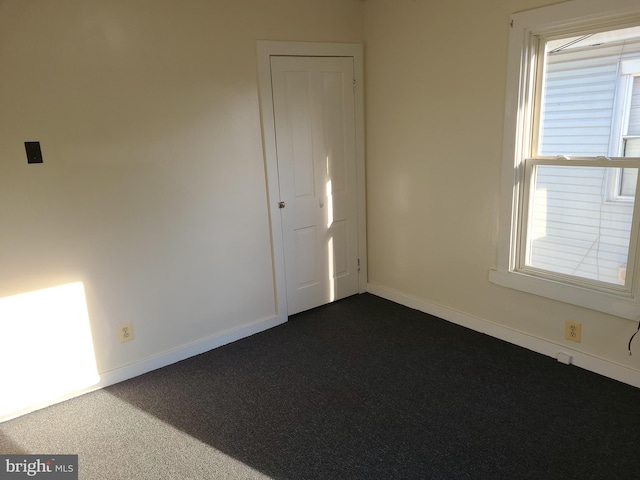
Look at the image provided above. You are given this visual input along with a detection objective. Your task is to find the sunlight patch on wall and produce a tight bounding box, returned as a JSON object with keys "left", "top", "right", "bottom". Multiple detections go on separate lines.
{"left": 0, "top": 282, "right": 99, "bottom": 419}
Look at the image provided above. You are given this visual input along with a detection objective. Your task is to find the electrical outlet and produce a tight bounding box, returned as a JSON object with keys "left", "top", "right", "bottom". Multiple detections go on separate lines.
{"left": 118, "top": 322, "right": 134, "bottom": 343}
{"left": 565, "top": 320, "right": 581, "bottom": 342}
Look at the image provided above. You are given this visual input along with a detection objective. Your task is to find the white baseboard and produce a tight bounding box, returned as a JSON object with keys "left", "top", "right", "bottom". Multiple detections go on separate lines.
{"left": 98, "top": 314, "right": 286, "bottom": 387}
{"left": 367, "top": 283, "right": 640, "bottom": 389}
{"left": 1, "top": 313, "right": 286, "bottom": 423}
{"left": 5, "top": 285, "right": 638, "bottom": 424}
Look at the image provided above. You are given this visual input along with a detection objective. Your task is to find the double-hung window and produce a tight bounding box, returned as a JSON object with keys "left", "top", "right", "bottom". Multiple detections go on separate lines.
{"left": 491, "top": 0, "right": 640, "bottom": 319}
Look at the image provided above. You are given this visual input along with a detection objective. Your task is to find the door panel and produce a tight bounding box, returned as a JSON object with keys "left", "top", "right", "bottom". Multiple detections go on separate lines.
{"left": 295, "top": 226, "right": 319, "bottom": 288}
{"left": 271, "top": 56, "right": 359, "bottom": 315}
{"left": 285, "top": 71, "right": 315, "bottom": 198}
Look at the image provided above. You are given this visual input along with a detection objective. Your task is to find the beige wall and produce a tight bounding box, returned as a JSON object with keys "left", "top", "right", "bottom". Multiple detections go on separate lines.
{"left": 0, "top": 0, "right": 363, "bottom": 399}
{"left": 2, "top": 0, "right": 639, "bottom": 419}
{"left": 364, "top": 0, "right": 640, "bottom": 373}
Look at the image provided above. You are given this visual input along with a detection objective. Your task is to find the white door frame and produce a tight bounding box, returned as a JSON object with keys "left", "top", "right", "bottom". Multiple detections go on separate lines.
{"left": 256, "top": 41, "right": 367, "bottom": 320}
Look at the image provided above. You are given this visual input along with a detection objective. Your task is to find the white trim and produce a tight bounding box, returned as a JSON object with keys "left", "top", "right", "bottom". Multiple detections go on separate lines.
{"left": 489, "top": 268, "right": 639, "bottom": 319}
{"left": 512, "top": 0, "right": 640, "bottom": 35}
{"left": 256, "top": 41, "right": 368, "bottom": 317}
{"left": 0, "top": 314, "right": 285, "bottom": 423}
{"left": 367, "top": 283, "right": 640, "bottom": 389}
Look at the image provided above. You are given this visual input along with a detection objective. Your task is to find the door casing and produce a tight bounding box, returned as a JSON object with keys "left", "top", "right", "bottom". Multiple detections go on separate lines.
{"left": 256, "top": 41, "right": 367, "bottom": 320}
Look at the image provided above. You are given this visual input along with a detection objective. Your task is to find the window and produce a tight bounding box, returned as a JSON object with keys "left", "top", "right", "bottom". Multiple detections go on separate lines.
{"left": 614, "top": 68, "right": 640, "bottom": 200}
{"left": 491, "top": 1, "right": 640, "bottom": 319}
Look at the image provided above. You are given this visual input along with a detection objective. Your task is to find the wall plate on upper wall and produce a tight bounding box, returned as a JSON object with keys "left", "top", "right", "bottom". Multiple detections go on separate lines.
{"left": 24, "top": 141, "right": 43, "bottom": 164}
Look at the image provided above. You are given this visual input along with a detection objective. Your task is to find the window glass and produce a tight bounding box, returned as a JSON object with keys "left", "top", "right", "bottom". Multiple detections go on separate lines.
{"left": 538, "top": 26, "right": 640, "bottom": 158}
{"left": 619, "top": 167, "right": 638, "bottom": 197}
{"left": 626, "top": 138, "right": 640, "bottom": 157}
{"left": 629, "top": 76, "right": 640, "bottom": 135}
{"left": 526, "top": 165, "right": 636, "bottom": 286}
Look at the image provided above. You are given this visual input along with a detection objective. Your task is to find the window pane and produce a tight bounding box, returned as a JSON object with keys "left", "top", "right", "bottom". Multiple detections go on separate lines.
{"left": 625, "top": 137, "right": 640, "bottom": 157}
{"left": 526, "top": 165, "right": 635, "bottom": 285}
{"left": 538, "top": 27, "right": 640, "bottom": 157}
{"left": 619, "top": 167, "right": 638, "bottom": 196}
{"left": 629, "top": 77, "right": 640, "bottom": 136}
{"left": 620, "top": 138, "right": 640, "bottom": 197}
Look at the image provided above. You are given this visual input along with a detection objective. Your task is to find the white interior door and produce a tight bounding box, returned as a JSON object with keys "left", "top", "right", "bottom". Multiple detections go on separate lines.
{"left": 270, "top": 56, "right": 360, "bottom": 315}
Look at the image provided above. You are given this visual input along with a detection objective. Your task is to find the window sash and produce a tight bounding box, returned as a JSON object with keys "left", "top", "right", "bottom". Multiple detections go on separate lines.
{"left": 518, "top": 158, "right": 640, "bottom": 294}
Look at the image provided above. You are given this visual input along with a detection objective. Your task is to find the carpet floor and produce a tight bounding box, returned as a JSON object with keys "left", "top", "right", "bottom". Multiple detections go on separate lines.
{"left": 2, "top": 293, "right": 640, "bottom": 479}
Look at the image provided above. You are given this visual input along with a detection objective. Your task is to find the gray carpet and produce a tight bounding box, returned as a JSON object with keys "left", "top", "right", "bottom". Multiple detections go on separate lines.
{"left": 2, "top": 293, "right": 640, "bottom": 479}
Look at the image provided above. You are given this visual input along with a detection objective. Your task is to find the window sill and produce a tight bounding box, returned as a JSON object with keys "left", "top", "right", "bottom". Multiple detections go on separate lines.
{"left": 489, "top": 269, "right": 639, "bottom": 320}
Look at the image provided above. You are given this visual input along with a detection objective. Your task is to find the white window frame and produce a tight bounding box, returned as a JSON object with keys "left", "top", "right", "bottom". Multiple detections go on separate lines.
{"left": 490, "top": 0, "right": 640, "bottom": 319}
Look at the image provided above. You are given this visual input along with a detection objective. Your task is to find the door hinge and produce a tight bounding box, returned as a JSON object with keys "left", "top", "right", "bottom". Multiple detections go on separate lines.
{"left": 353, "top": 78, "right": 357, "bottom": 92}
{"left": 278, "top": 201, "right": 285, "bottom": 209}
{"left": 357, "top": 258, "right": 361, "bottom": 272}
